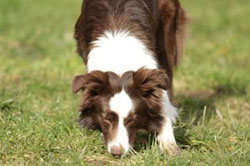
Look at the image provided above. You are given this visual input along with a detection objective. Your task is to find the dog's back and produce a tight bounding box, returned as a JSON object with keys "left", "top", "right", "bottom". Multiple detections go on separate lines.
{"left": 75, "top": 0, "right": 157, "bottom": 62}
{"left": 74, "top": 0, "right": 186, "bottom": 93}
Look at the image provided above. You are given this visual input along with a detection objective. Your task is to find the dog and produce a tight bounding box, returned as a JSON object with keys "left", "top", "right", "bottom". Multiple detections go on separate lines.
{"left": 72, "top": 0, "right": 186, "bottom": 156}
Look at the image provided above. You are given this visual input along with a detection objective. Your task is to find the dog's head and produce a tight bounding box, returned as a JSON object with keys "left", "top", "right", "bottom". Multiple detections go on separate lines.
{"left": 72, "top": 68, "right": 169, "bottom": 156}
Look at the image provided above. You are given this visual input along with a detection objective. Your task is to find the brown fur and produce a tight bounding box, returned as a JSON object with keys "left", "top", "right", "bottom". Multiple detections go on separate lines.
{"left": 156, "top": 0, "right": 187, "bottom": 96}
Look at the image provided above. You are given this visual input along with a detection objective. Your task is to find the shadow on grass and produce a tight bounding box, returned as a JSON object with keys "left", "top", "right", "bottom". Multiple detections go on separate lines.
{"left": 133, "top": 81, "right": 248, "bottom": 152}
{"left": 177, "top": 80, "right": 248, "bottom": 124}
{"left": 176, "top": 81, "right": 247, "bottom": 148}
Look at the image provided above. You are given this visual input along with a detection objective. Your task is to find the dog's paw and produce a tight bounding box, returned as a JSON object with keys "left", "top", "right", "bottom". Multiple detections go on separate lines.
{"left": 158, "top": 137, "right": 181, "bottom": 156}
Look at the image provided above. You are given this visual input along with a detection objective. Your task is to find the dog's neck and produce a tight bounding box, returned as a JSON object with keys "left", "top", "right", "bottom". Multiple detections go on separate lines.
{"left": 87, "top": 30, "right": 158, "bottom": 76}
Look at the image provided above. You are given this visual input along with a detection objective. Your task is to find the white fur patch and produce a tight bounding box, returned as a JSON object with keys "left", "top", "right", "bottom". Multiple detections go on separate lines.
{"left": 87, "top": 30, "right": 158, "bottom": 76}
{"left": 157, "top": 118, "right": 176, "bottom": 144}
{"left": 161, "top": 90, "right": 178, "bottom": 123}
{"left": 110, "top": 90, "right": 133, "bottom": 119}
{"left": 108, "top": 90, "right": 133, "bottom": 153}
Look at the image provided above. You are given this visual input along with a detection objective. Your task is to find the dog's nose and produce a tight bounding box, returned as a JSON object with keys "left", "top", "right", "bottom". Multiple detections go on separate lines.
{"left": 110, "top": 145, "right": 122, "bottom": 157}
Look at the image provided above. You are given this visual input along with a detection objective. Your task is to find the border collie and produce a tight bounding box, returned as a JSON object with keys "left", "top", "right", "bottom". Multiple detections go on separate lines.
{"left": 72, "top": 0, "right": 186, "bottom": 157}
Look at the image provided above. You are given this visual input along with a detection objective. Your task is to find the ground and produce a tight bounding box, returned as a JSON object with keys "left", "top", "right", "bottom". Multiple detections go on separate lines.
{"left": 0, "top": 0, "right": 249, "bottom": 165}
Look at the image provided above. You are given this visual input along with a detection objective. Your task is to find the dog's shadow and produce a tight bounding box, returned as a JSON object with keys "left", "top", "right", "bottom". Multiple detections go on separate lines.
{"left": 133, "top": 83, "right": 247, "bottom": 152}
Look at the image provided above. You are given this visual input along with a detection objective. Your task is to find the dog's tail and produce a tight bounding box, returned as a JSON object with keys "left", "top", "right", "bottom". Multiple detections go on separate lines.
{"left": 157, "top": 0, "right": 187, "bottom": 96}
{"left": 173, "top": 0, "right": 187, "bottom": 66}
{"left": 159, "top": 0, "right": 187, "bottom": 67}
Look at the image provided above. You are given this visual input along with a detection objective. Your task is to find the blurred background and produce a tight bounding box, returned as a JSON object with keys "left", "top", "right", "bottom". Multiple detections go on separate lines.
{"left": 0, "top": 0, "right": 249, "bottom": 165}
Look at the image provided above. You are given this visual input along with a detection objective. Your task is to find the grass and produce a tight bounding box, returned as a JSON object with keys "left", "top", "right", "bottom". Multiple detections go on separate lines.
{"left": 0, "top": 0, "right": 249, "bottom": 165}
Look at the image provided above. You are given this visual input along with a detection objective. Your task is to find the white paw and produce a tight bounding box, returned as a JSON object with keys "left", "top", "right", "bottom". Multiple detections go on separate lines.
{"left": 157, "top": 117, "right": 181, "bottom": 155}
{"left": 157, "top": 137, "right": 181, "bottom": 155}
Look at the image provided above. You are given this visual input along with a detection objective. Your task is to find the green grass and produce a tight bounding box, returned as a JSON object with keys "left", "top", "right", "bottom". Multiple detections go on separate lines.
{"left": 0, "top": 0, "right": 249, "bottom": 165}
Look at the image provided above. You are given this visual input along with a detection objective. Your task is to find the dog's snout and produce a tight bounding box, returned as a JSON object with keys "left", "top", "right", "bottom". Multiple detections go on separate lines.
{"left": 110, "top": 145, "right": 122, "bottom": 157}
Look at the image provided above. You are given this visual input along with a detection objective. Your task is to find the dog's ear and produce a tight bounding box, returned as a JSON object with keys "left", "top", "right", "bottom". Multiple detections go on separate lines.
{"left": 74, "top": 71, "right": 120, "bottom": 130}
{"left": 72, "top": 71, "right": 118, "bottom": 95}
{"left": 72, "top": 75, "right": 86, "bottom": 93}
{"left": 72, "top": 71, "right": 110, "bottom": 94}
{"left": 133, "top": 68, "right": 170, "bottom": 97}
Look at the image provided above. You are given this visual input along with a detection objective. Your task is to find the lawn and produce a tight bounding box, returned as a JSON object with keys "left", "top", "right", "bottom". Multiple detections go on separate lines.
{"left": 0, "top": 0, "right": 249, "bottom": 165}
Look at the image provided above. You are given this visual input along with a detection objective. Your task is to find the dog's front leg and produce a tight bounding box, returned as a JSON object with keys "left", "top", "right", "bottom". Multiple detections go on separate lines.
{"left": 157, "top": 117, "right": 180, "bottom": 155}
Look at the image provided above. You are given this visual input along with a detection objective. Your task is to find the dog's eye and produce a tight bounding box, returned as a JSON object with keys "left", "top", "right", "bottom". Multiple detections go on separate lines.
{"left": 89, "top": 89, "right": 98, "bottom": 96}
{"left": 102, "top": 114, "right": 114, "bottom": 127}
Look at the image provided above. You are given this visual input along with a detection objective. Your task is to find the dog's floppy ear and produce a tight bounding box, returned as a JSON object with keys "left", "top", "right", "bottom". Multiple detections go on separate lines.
{"left": 72, "top": 71, "right": 111, "bottom": 94}
{"left": 72, "top": 75, "right": 86, "bottom": 93}
{"left": 133, "top": 68, "right": 170, "bottom": 97}
{"left": 152, "top": 69, "right": 170, "bottom": 90}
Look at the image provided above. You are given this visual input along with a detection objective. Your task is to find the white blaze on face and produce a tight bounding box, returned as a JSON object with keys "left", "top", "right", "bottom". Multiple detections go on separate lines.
{"left": 108, "top": 90, "right": 133, "bottom": 154}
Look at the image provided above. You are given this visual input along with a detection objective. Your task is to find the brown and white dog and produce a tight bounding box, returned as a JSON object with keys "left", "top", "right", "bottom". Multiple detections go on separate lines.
{"left": 73, "top": 0, "right": 186, "bottom": 157}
